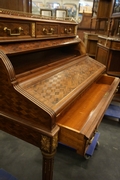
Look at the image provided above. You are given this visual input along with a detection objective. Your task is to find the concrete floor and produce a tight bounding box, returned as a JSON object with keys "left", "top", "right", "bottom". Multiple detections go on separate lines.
{"left": 0, "top": 112, "right": 120, "bottom": 180}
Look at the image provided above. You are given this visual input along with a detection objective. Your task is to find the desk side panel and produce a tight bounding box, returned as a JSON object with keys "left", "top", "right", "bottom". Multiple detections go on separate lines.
{"left": 0, "top": 51, "right": 55, "bottom": 131}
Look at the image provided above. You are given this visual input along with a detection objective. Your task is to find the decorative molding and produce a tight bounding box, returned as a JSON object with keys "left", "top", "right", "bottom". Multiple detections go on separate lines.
{"left": 32, "top": 23, "right": 35, "bottom": 37}
{"left": 52, "top": 134, "right": 58, "bottom": 152}
{"left": 41, "top": 135, "right": 51, "bottom": 152}
{"left": 41, "top": 133, "right": 58, "bottom": 153}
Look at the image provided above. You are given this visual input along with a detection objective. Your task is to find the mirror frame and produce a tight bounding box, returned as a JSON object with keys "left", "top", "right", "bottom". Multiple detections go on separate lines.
{"left": 111, "top": 0, "right": 120, "bottom": 17}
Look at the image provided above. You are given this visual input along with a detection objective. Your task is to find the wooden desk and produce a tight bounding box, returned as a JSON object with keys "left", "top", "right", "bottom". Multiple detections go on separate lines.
{"left": 0, "top": 9, "right": 119, "bottom": 180}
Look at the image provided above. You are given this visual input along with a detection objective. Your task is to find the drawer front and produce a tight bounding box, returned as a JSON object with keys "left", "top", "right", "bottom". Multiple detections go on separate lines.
{"left": 98, "top": 38, "right": 106, "bottom": 46}
{"left": 111, "top": 41, "right": 120, "bottom": 50}
{"left": 36, "top": 23, "right": 58, "bottom": 38}
{"left": 60, "top": 25, "right": 75, "bottom": 36}
{"left": 105, "top": 40, "right": 111, "bottom": 48}
{"left": 0, "top": 20, "right": 32, "bottom": 39}
{"left": 98, "top": 38, "right": 112, "bottom": 48}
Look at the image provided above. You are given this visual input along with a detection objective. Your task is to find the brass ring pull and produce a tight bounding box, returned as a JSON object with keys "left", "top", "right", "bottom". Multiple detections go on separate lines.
{"left": 64, "top": 28, "right": 72, "bottom": 34}
{"left": 43, "top": 28, "right": 54, "bottom": 35}
{"left": 4, "top": 27, "right": 23, "bottom": 36}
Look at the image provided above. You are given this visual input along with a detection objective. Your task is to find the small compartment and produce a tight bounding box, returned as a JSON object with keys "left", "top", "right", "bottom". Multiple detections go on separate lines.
{"left": 111, "top": 41, "right": 120, "bottom": 49}
{"left": 57, "top": 74, "right": 119, "bottom": 156}
{"left": 60, "top": 25, "right": 75, "bottom": 36}
{"left": 36, "top": 23, "right": 58, "bottom": 38}
{"left": 96, "top": 75, "right": 115, "bottom": 85}
{"left": 106, "top": 40, "right": 111, "bottom": 48}
{"left": 0, "top": 19, "right": 32, "bottom": 40}
{"left": 98, "top": 37, "right": 106, "bottom": 46}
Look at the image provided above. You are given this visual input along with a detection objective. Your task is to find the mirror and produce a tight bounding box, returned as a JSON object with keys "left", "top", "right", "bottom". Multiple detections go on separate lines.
{"left": 79, "top": 0, "right": 93, "bottom": 14}
{"left": 111, "top": 18, "right": 120, "bottom": 36}
{"left": 113, "top": 0, "right": 120, "bottom": 13}
{"left": 32, "top": 1, "right": 44, "bottom": 14}
{"left": 45, "top": 2, "right": 60, "bottom": 17}
{"left": 0, "top": 0, "right": 79, "bottom": 21}
{"left": 63, "top": 3, "right": 77, "bottom": 18}
{"left": 46, "top": 2, "right": 60, "bottom": 9}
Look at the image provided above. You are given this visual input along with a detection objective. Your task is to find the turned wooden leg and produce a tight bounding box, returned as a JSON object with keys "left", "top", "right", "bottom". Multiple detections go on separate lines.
{"left": 40, "top": 133, "right": 59, "bottom": 180}
{"left": 42, "top": 151, "right": 56, "bottom": 180}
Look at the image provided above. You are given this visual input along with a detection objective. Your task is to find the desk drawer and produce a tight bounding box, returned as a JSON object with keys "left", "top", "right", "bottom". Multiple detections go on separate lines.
{"left": 98, "top": 38, "right": 106, "bottom": 46}
{"left": 98, "top": 38, "right": 112, "bottom": 48}
{"left": 0, "top": 20, "right": 32, "bottom": 40}
{"left": 105, "top": 40, "right": 111, "bottom": 48}
{"left": 60, "top": 25, "right": 75, "bottom": 36}
{"left": 36, "top": 23, "right": 58, "bottom": 38}
{"left": 111, "top": 41, "right": 120, "bottom": 50}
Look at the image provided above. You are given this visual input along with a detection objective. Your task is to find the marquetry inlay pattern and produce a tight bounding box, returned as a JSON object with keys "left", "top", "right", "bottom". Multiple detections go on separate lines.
{"left": 26, "top": 58, "right": 101, "bottom": 109}
{"left": 0, "top": 37, "right": 80, "bottom": 54}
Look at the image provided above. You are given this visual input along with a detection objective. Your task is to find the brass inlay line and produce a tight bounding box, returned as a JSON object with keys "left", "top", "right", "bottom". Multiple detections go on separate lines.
{"left": 31, "top": 23, "right": 35, "bottom": 37}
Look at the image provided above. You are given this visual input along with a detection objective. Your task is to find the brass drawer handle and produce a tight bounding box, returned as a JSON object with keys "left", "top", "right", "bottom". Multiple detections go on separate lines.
{"left": 43, "top": 28, "right": 54, "bottom": 35}
{"left": 4, "top": 27, "right": 23, "bottom": 36}
{"left": 115, "top": 86, "right": 119, "bottom": 93}
{"left": 64, "top": 28, "right": 72, "bottom": 34}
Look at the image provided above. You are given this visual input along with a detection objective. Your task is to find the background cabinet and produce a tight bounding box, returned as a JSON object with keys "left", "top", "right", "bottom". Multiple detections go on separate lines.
{"left": 84, "top": 0, "right": 120, "bottom": 78}
{"left": 95, "top": 0, "right": 120, "bottom": 77}
{"left": 95, "top": 36, "right": 120, "bottom": 77}
{"left": 0, "top": 0, "right": 32, "bottom": 12}
{"left": 77, "top": 12, "right": 96, "bottom": 40}
{"left": 83, "top": 32, "right": 98, "bottom": 58}
{"left": 84, "top": 0, "right": 113, "bottom": 58}
{"left": 92, "top": 0, "right": 112, "bottom": 34}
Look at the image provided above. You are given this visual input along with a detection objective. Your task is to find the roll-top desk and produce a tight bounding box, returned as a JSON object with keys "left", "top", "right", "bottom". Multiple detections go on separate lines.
{"left": 0, "top": 9, "right": 119, "bottom": 180}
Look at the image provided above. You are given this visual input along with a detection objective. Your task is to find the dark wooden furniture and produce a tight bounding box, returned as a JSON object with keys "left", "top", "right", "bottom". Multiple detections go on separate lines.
{"left": 95, "top": 0, "right": 120, "bottom": 77}
{"left": 0, "top": 0, "right": 32, "bottom": 12}
{"left": 84, "top": 0, "right": 113, "bottom": 58}
{"left": 83, "top": 32, "right": 98, "bottom": 58}
{"left": 84, "top": 0, "right": 120, "bottom": 84}
{"left": 0, "top": 8, "right": 119, "bottom": 180}
{"left": 95, "top": 35, "right": 120, "bottom": 77}
{"left": 91, "top": 0, "right": 112, "bottom": 35}
{"left": 77, "top": 12, "right": 96, "bottom": 41}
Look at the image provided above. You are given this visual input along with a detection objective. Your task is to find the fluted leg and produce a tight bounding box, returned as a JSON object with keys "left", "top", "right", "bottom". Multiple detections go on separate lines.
{"left": 40, "top": 132, "right": 59, "bottom": 180}
{"left": 42, "top": 151, "right": 56, "bottom": 180}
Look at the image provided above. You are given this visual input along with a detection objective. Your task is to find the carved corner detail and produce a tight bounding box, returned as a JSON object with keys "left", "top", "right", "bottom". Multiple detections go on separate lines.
{"left": 41, "top": 135, "right": 51, "bottom": 153}
{"left": 41, "top": 134, "right": 58, "bottom": 153}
